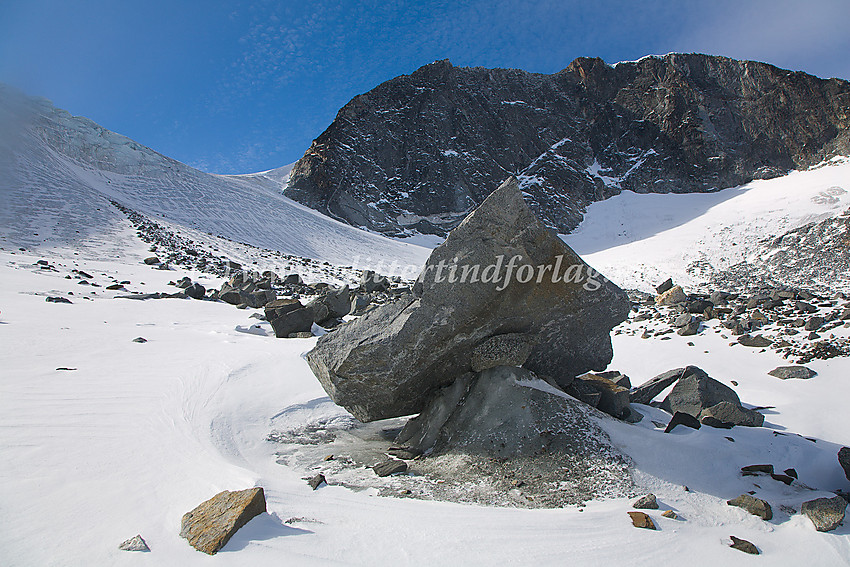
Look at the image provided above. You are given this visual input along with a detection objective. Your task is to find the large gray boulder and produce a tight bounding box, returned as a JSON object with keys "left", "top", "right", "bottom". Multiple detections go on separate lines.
{"left": 393, "top": 366, "right": 633, "bottom": 505}
{"left": 306, "top": 177, "right": 629, "bottom": 422}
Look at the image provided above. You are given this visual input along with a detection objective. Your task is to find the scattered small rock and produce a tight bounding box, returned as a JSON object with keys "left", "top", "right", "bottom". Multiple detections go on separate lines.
{"left": 661, "top": 510, "right": 678, "bottom": 519}
{"left": 656, "top": 285, "right": 687, "bottom": 306}
{"left": 46, "top": 296, "right": 72, "bottom": 304}
{"left": 838, "top": 447, "right": 850, "bottom": 481}
{"left": 737, "top": 334, "right": 772, "bottom": 347}
{"left": 627, "top": 511, "right": 656, "bottom": 530}
{"left": 632, "top": 494, "right": 658, "bottom": 509}
{"left": 664, "top": 412, "right": 701, "bottom": 433}
{"left": 801, "top": 495, "right": 847, "bottom": 532}
{"left": 741, "top": 464, "right": 774, "bottom": 475}
{"left": 655, "top": 278, "right": 674, "bottom": 294}
{"left": 308, "top": 473, "right": 326, "bottom": 490}
{"left": 372, "top": 460, "right": 408, "bottom": 477}
{"left": 770, "top": 473, "right": 794, "bottom": 485}
{"left": 132, "top": 337, "right": 147, "bottom": 343}
{"left": 729, "top": 536, "right": 759, "bottom": 555}
{"left": 727, "top": 494, "right": 773, "bottom": 520}
{"left": 118, "top": 534, "right": 150, "bottom": 552}
{"left": 768, "top": 365, "right": 817, "bottom": 380}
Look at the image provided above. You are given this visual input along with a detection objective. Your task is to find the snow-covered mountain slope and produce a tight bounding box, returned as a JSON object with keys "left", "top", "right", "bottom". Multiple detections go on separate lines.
{"left": 1, "top": 242, "right": 849, "bottom": 566}
{"left": 1, "top": 85, "right": 850, "bottom": 566}
{"left": 286, "top": 55, "right": 850, "bottom": 237}
{"left": 0, "top": 86, "right": 430, "bottom": 271}
{"left": 563, "top": 156, "right": 850, "bottom": 293}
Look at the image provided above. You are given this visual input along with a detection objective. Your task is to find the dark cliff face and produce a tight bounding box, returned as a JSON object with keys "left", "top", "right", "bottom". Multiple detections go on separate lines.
{"left": 286, "top": 54, "right": 850, "bottom": 236}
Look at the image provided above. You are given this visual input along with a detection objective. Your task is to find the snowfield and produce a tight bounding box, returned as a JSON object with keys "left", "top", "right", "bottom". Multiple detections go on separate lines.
{"left": 2, "top": 89, "right": 850, "bottom": 565}
{"left": 1, "top": 236, "right": 848, "bottom": 566}
{"left": 1, "top": 185, "right": 849, "bottom": 565}
{"left": 563, "top": 156, "right": 850, "bottom": 293}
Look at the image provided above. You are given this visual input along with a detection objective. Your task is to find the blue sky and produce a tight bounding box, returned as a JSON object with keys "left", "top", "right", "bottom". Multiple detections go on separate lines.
{"left": 2, "top": 0, "right": 848, "bottom": 174}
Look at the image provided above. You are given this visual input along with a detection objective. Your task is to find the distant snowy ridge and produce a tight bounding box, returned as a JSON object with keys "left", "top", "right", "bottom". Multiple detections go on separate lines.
{"left": 0, "top": 85, "right": 431, "bottom": 271}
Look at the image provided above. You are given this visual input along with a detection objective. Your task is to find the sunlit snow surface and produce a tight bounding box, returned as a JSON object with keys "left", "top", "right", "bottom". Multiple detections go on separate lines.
{"left": 2, "top": 89, "right": 850, "bottom": 565}
{"left": 563, "top": 156, "right": 850, "bottom": 292}
{"left": 0, "top": 88, "right": 431, "bottom": 272}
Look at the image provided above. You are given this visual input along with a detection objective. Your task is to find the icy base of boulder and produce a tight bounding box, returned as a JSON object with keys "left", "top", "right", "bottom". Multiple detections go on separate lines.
{"left": 268, "top": 367, "right": 634, "bottom": 508}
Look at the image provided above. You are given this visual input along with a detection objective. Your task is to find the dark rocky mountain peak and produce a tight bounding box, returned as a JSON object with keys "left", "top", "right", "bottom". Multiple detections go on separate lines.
{"left": 286, "top": 53, "right": 850, "bottom": 237}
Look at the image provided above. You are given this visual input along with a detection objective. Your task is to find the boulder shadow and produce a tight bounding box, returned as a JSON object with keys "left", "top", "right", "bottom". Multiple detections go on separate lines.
{"left": 221, "top": 512, "right": 312, "bottom": 553}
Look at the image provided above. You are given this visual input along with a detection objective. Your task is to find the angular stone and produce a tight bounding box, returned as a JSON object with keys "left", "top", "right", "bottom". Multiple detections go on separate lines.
{"left": 771, "top": 473, "right": 794, "bottom": 485}
{"left": 185, "top": 283, "right": 206, "bottom": 300}
{"left": 306, "top": 178, "right": 629, "bottom": 422}
{"left": 243, "top": 289, "right": 276, "bottom": 309}
{"left": 737, "top": 334, "right": 772, "bottom": 347}
{"left": 630, "top": 366, "right": 699, "bottom": 405}
{"left": 801, "top": 496, "right": 846, "bottom": 532}
{"left": 118, "top": 535, "right": 149, "bottom": 552}
{"left": 283, "top": 273, "right": 303, "bottom": 285}
{"left": 307, "top": 286, "right": 351, "bottom": 324}
{"left": 727, "top": 494, "right": 772, "bottom": 520}
{"left": 768, "top": 365, "right": 817, "bottom": 380}
{"left": 661, "top": 510, "right": 678, "bottom": 519}
{"left": 699, "top": 401, "right": 764, "bottom": 428}
{"left": 219, "top": 289, "right": 243, "bottom": 306}
{"left": 655, "top": 278, "right": 674, "bottom": 294}
{"left": 596, "top": 370, "right": 631, "bottom": 389}
{"left": 661, "top": 371, "right": 741, "bottom": 418}
{"left": 700, "top": 416, "right": 733, "bottom": 429}
{"left": 664, "top": 411, "right": 701, "bottom": 433}
{"left": 180, "top": 487, "right": 266, "bottom": 555}
{"left": 729, "top": 536, "right": 759, "bottom": 554}
{"left": 632, "top": 494, "right": 658, "bottom": 509}
{"left": 741, "top": 464, "right": 774, "bottom": 475}
{"left": 628, "top": 511, "right": 656, "bottom": 529}
{"left": 350, "top": 293, "right": 372, "bottom": 314}
{"left": 839, "top": 447, "right": 850, "bottom": 481}
{"left": 372, "top": 459, "right": 408, "bottom": 477}
{"left": 264, "top": 298, "right": 303, "bottom": 321}
{"left": 269, "top": 307, "right": 314, "bottom": 338}
{"left": 656, "top": 285, "right": 687, "bottom": 306}
{"left": 360, "top": 270, "right": 390, "bottom": 293}
{"left": 308, "top": 473, "right": 326, "bottom": 490}
{"left": 686, "top": 299, "right": 712, "bottom": 314}
{"left": 470, "top": 332, "right": 535, "bottom": 372}
{"left": 677, "top": 317, "right": 701, "bottom": 336}
{"left": 575, "top": 373, "right": 631, "bottom": 419}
